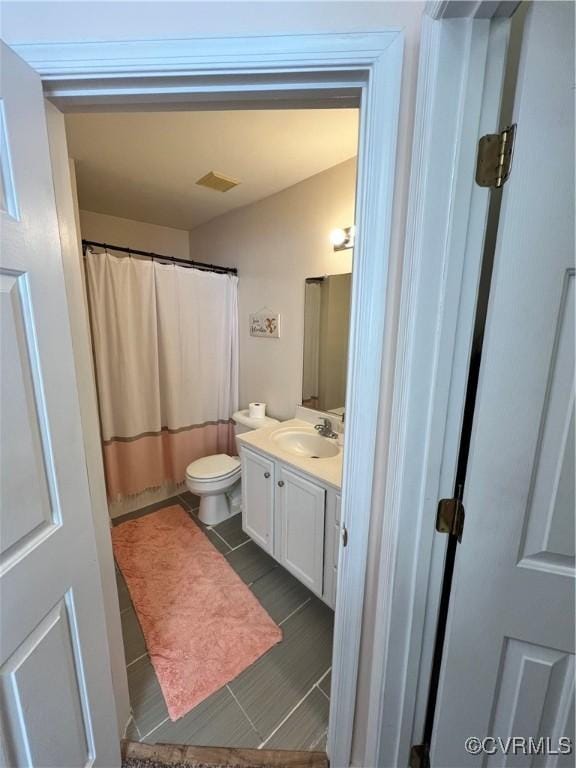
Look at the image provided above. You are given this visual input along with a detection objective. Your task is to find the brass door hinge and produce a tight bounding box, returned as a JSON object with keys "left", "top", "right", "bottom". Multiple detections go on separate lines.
{"left": 475, "top": 124, "right": 516, "bottom": 188}
{"left": 436, "top": 497, "right": 465, "bottom": 542}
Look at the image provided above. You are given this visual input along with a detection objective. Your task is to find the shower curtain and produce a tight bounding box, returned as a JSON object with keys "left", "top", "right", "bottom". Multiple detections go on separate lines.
{"left": 86, "top": 252, "right": 239, "bottom": 500}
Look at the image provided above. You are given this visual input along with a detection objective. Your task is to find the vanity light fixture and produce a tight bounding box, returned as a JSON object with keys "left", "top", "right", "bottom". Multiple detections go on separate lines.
{"left": 330, "top": 226, "right": 355, "bottom": 251}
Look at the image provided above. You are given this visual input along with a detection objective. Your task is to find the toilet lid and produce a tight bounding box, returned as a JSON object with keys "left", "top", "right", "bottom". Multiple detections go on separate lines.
{"left": 185, "top": 454, "right": 240, "bottom": 480}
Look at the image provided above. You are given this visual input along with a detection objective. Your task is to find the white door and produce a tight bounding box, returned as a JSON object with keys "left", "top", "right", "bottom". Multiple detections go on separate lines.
{"left": 0, "top": 43, "right": 120, "bottom": 767}
{"left": 431, "top": 3, "right": 575, "bottom": 766}
{"left": 241, "top": 448, "right": 275, "bottom": 554}
{"left": 277, "top": 466, "right": 325, "bottom": 596}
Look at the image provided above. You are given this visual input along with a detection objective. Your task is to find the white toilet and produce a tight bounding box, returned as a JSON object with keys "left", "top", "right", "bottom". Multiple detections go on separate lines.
{"left": 185, "top": 409, "right": 279, "bottom": 526}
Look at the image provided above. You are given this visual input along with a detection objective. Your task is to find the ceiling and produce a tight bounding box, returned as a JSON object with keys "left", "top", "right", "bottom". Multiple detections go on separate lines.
{"left": 65, "top": 109, "right": 359, "bottom": 231}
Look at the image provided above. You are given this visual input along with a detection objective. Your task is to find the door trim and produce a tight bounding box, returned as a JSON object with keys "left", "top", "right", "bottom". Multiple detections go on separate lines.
{"left": 44, "top": 103, "right": 131, "bottom": 737}
{"left": 13, "top": 31, "right": 404, "bottom": 767}
{"left": 360, "top": 7, "right": 519, "bottom": 767}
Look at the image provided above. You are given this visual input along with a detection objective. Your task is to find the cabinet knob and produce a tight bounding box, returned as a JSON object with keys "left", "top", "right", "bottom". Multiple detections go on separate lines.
{"left": 264, "top": 472, "right": 270, "bottom": 479}
{"left": 278, "top": 480, "right": 285, "bottom": 487}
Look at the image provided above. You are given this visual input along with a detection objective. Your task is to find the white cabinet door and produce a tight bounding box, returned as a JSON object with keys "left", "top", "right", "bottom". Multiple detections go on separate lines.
{"left": 241, "top": 448, "right": 275, "bottom": 554}
{"left": 277, "top": 466, "right": 325, "bottom": 596}
{"left": 0, "top": 43, "right": 120, "bottom": 766}
{"left": 431, "top": 4, "right": 575, "bottom": 765}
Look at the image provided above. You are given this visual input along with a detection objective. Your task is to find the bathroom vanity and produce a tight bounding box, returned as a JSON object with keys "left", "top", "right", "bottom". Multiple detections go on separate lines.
{"left": 237, "top": 417, "right": 342, "bottom": 609}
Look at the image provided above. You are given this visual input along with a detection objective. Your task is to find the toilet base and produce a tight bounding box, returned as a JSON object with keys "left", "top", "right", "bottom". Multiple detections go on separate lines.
{"left": 198, "top": 493, "right": 230, "bottom": 525}
{"left": 197, "top": 482, "right": 241, "bottom": 526}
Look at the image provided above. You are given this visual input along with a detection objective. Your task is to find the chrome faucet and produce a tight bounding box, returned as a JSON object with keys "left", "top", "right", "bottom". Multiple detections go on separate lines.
{"left": 315, "top": 417, "right": 338, "bottom": 439}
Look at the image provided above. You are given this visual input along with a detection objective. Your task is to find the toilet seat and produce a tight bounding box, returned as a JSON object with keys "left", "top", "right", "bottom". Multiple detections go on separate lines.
{"left": 185, "top": 454, "right": 240, "bottom": 482}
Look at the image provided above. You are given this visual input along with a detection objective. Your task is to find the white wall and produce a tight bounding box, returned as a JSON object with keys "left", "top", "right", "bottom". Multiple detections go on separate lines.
{"left": 4, "top": 2, "right": 423, "bottom": 46}
{"left": 79, "top": 209, "right": 191, "bottom": 260}
{"left": 191, "top": 158, "right": 356, "bottom": 421}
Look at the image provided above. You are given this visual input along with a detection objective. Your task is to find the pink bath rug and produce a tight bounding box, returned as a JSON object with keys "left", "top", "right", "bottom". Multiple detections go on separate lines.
{"left": 112, "top": 505, "right": 282, "bottom": 720}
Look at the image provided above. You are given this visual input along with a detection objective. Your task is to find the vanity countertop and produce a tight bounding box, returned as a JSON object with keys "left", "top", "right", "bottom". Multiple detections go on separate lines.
{"left": 236, "top": 418, "right": 343, "bottom": 490}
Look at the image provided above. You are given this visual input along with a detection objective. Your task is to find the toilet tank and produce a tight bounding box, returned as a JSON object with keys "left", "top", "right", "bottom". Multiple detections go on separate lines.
{"left": 232, "top": 409, "right": 280, "bottom": 442}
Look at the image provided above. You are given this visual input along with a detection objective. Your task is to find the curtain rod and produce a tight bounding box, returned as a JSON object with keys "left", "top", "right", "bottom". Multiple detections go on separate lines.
{"left": 82, "top": 239, "right": 238, "bottom": 276}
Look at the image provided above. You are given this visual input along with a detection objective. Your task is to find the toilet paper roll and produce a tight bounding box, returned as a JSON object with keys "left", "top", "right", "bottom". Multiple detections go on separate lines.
{"left": 249, "top": 402, "right": 266, "bottom": 419}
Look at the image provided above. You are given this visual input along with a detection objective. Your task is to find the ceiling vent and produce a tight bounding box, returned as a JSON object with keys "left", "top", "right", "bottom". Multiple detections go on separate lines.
{"left": 195, "top": 171, "right": 240, "bottom": 193}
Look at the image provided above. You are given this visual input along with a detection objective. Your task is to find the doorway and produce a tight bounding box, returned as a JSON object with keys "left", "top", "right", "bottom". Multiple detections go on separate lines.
{"left": 14, "top": 29, "right": 405, "bottom": 768}
{"left": 67, "top": 106, "right": 358, "bottom": 750}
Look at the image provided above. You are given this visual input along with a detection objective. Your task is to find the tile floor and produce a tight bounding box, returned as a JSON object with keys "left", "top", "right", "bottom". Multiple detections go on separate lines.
{"left": 113, "top": 492, "right": 333, "bottom": 750}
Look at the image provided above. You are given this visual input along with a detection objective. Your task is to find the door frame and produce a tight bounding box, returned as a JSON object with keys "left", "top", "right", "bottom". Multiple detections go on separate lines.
{"left": 360, "top": 3, "right": 521, "bottom": 767}
{"left": 44, "top": 103, "right": 131, "bottom": 736}
{"left": 12, "top": 30, "right": 404, "bottom": 767}
{"left": 9, "top": 3, "right": 522, "bottom": 762}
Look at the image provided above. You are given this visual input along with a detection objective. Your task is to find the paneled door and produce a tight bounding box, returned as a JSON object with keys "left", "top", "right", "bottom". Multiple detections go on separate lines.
{"left": 277, "top": 466, "right": 325, "bottom": 596}
{"left": 241, "top": 449, "right": 275, "bottom": 554}
{"left": 431, "top": 3, "right": 575, "bottom": 765}
{"left": 0, "top": 43, "right": 120, "bottom": 766}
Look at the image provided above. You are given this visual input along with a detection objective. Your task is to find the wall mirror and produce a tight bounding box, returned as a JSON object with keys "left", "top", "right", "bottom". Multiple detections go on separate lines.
{"left": 302, "top": 273, "right": 352, "bottom": 416}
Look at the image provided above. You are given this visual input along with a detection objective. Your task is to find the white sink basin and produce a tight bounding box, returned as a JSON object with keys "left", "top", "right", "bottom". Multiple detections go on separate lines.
{"left": 271, "top": 428, "right": 340, "bottom": 459}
